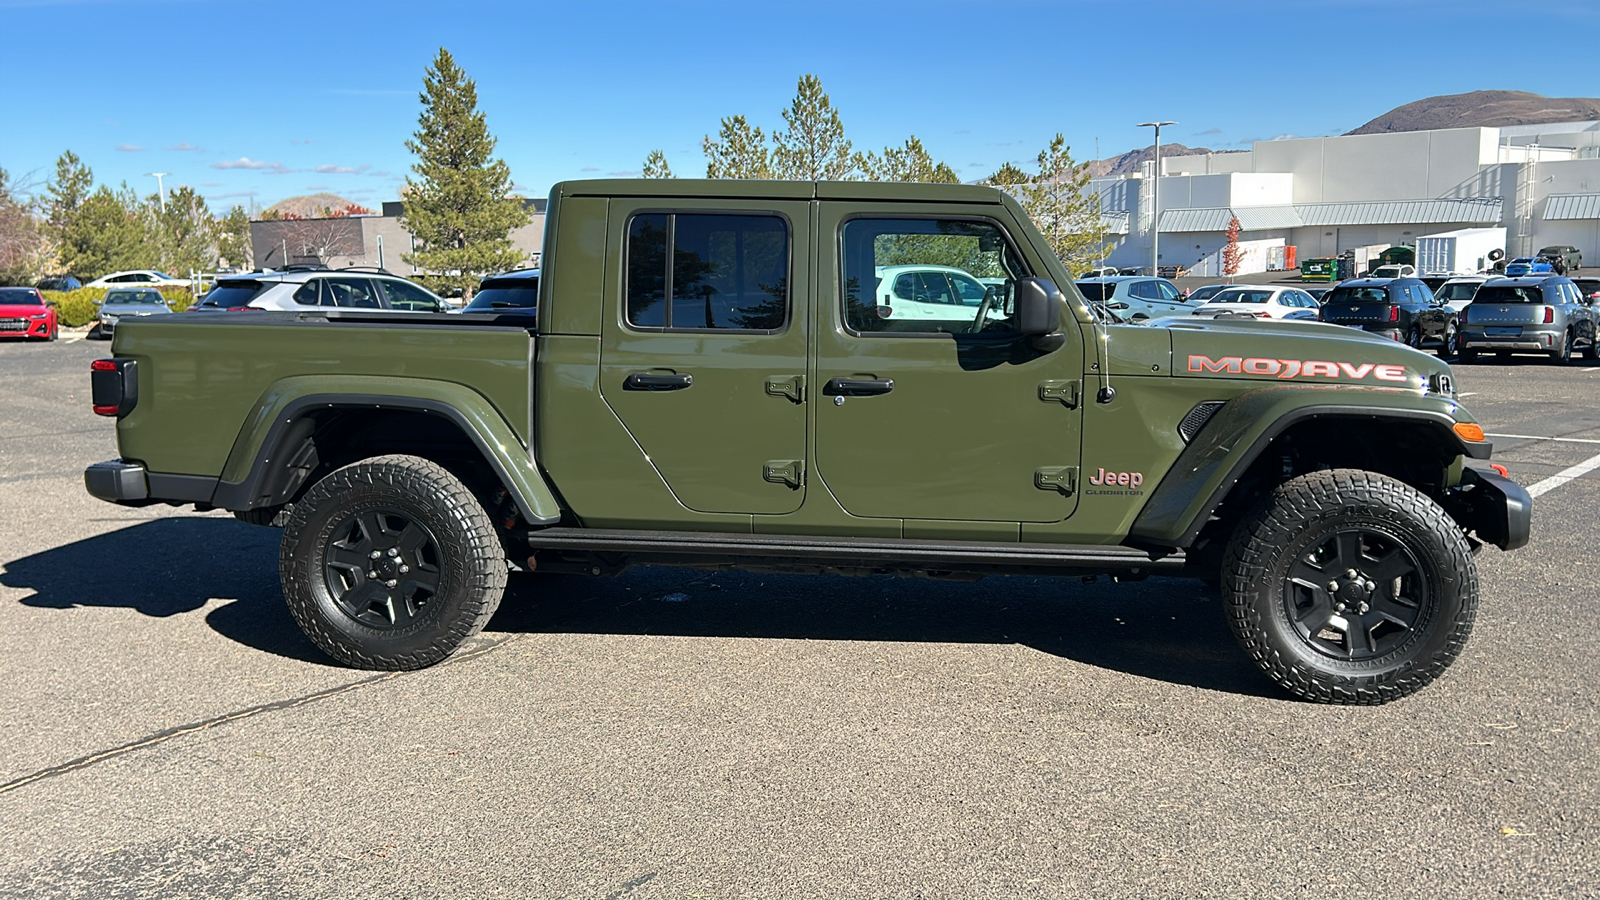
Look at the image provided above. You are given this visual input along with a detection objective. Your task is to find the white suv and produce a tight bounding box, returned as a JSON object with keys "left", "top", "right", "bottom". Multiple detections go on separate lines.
{"left": 193, "top": 268, "right": 448, "bottom": 313}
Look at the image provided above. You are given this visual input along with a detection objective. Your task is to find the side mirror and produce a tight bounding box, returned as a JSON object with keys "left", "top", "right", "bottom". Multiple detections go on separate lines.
{"left": 1014, "top": 277, "right": 1064, "bottom": 352}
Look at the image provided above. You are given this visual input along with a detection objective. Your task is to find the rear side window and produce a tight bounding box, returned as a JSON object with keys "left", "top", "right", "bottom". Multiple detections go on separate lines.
{"left": 324, "top": 277, "right": 381, "bottom": 308}
{"left": 625, "top": 213, "right": 789, "bottom": 331}
{"left": 203, "top": 282, "right": 266, "bottom": 308}
{"left": 292, "top": 282, "right": 322, "bottom": 306}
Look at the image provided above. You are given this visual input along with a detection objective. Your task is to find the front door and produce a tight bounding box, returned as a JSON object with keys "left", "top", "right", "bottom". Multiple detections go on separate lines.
{"left": 811, "top": 206, "right": 1084, "bottom": 523}
{"left": 599, "top": 200, "right": 810, "bottom": 515}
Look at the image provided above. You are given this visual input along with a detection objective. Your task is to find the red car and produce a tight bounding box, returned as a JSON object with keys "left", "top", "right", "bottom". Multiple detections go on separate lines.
{"left": 0, "top": 287, "right": 59, "bottom": 341}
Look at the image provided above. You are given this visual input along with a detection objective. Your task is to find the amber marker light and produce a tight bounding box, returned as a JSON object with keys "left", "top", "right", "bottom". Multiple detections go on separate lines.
{"left": 1453, "top": 423, "right": 1486, "bottom": 442}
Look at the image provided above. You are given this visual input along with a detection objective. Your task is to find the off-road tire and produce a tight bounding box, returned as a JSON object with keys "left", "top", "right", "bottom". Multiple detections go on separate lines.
{"left": 1222, "top": 469, "right": 1477, "bottom": 705}
{"left": 280, "top": 454, "right": 507, "bottom": 669}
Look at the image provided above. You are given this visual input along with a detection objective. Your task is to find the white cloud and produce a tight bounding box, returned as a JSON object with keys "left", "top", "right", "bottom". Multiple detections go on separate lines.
{"left": 313, "top": 164, "right": 371, "bottom": 174}
{"left": 164, "top": 142, "right": 204, "bottom": 152}
{"left": 116, "top": 144, "right": 144, "bottom": 152}
{"left": 213, "top": 157, "right": 281, "bottom": 171}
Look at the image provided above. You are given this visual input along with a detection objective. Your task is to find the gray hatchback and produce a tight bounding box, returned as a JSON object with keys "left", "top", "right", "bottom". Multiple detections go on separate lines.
{"left": 1459, "top": 275, "right": 1597, "bottom": 364}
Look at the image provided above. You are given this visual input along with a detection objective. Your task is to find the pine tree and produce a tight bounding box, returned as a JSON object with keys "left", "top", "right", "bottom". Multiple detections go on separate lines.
{"left": 62, "top": 184, "right": 151, "bottom": 280}
{"left": 149, "top": 185, "right": 217, "bottom": 276}
{"left": 217, "top": 205, "right": 254, "bottom": 270}
{"left": 702, "top": 115, "right": 773, "bottom": 179}
{"left": 401, "top": 48, "right": 530, "bottom": 297}
{"left": 856, "top": 137, "right": 959, "bottom": 183}
{"left": 642, "top": 150, "right": 675, "bottom": 179}
{"left": 45, "top": 151, "right": 93, "bottom": 242}
{"left": 772, "top": 75, "right": 855, "bottom": 180}
{"left": 1016, "top": 135, "right": 1109, "bottom": 274}
{"left": 985, "top": 161, "right": 1030, "bottom": 188}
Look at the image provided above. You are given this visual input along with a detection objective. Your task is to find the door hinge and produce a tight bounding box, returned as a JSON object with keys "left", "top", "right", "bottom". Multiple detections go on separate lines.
{"left": 1039, "top": 379, "right": 1081, "bottom": 408}
{"left": 1034, "top": 466, "right": 1077, "bottom": 495}
{"left": 765, "top": 375, "right": 805, "bottom": 403}
{"left": 763, "top": 459, "right": 804, "bottom": 489}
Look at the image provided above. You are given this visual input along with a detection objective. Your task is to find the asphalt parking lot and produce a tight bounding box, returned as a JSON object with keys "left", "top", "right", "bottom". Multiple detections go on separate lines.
{"left": 1, "top": 332, "right": 1597, "bottom": 899}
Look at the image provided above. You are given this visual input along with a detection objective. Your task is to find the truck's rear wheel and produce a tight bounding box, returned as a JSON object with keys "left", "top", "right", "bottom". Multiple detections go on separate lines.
{"left": 279, "top": 455, "right": 507, "bottom": 669}
{"left": 1222, "top": 469, "right": 1477, "bottom": 704}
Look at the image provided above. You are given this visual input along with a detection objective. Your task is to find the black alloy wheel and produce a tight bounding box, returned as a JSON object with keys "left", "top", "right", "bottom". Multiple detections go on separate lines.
{"left": 321, "top": 509, "right": 442, "bottom": 630}
{"left": 1439, "top": 323, "right": 1458, "bottom": 359}
{"left": 1552, "top": 330, "right": 1573, "bottom": 365}
{"left": 1282, "top": 529, "right": 1430, "bottom": 663}
{"left": 1407, "top": 326, "right": 1423, "bottom": 349}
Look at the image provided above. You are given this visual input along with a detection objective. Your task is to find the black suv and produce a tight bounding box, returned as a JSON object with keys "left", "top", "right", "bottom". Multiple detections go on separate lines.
{"left": 460, "top": 267, "right": 538, "bottom": 316}
{"left": 1318, "top": 276, "right": 1459, "bottom": 357}
{"left": 1537, "top": 245, "right": 1582, "bottom": 274}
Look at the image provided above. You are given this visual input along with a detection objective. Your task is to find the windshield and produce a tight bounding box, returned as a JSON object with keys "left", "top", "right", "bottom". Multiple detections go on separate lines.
{"left": 1324, "top": 286, "right": 1390, "bottom": 304}
{"left": 1210, "top": 289, "right": 1273, "bottom": 304}
{"left": 1187, "top": 285, "right": 1226, "bottom": 302}
{"left": 1474, "top": 285, "right": 1545, "bottom": 304}
{"left": 465, "top": 284, "right": 539, "bottom": 311}
{"left": 0, "top": 288, "right": 42, "bottom": 304}
{"left": 1435, "top": 283, "right": 1480, "bottom": 303}
{"left": 103, "top": 290, "right": 165, "bottom": 305}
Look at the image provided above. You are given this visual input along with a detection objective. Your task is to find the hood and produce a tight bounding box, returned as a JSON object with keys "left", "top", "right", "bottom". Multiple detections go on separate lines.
{"left": 1149, "top": 317, "right": 1452, "bottom": 394}
{"left": 0, "top": 302, "right": 49, "bottom": 316}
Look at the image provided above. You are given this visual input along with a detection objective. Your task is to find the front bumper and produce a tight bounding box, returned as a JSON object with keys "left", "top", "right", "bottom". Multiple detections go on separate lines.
{"left": 1448, "top": 464, "right": 1532, "bottom": 551}
{"left": 0, "top": 316, "right": 52, "bottom": 338}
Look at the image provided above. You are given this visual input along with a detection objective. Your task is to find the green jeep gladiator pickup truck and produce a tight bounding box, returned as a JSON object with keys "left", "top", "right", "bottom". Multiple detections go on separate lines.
{"left": 85, "top": 179, "right": 1530, "bottom": 704}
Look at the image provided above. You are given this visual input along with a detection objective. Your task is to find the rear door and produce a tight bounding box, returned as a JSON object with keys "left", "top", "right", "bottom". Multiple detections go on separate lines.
{"left": 599, "top": 200, "right": 810, "bottom": 515}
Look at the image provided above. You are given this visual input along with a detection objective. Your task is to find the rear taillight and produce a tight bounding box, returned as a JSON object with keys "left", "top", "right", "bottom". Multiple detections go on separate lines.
{"left": 1389, "top": 306, "right": 1400, "bottom": 322}
{"left": 1544, "top": 306, "right": 1555, "bottom": 324}
{"left": 91, "top": 358, "right": 138, "bottom": 417}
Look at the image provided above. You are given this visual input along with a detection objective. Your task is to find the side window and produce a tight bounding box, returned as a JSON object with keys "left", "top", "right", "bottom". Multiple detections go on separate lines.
{"left": 1128, "top": 281, "right": 1156, "bottom": 300}
{"left": 625, "top": 212, "right": 789, "bottom": 331}
{"left": 324, "top": 277, "right": 381, "bottom": 308}
{"left": 1412, "top": 282, "right": 1434, "bottom": 304}
{"left": 382, "top": 280, "right": 443, "bottom": 312}
{"left": 1156, "top": 281, "right": 1182, "bottom": 302}
{"left": 915, "top": 272, "right": 957, "bottom": 306}
{"left": 841, "top": 217, "right": 1028, "bottom": 335}
{"left": 292, "top": 281, "right": 321, "bottom": 306}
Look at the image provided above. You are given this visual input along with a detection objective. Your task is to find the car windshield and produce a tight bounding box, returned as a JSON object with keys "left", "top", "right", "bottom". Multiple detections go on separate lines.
{"left": 1324, "top": 287, "right": 1389, "bottom": 303}
{"left": 151, "top": 271, "right": 173, "bottom": 280}
{"left": 1435, "top": 283, "right": 1480, "bottom": 303}
{"left": 1211, "top": 289, "right": 1273, "bottom": 304}
{"left": 1475, "top": 285, "right": 1544, "bottom": 304}
{"left": 0, "top": 288, "right": 41, "bottom": 304}
{"left": 104, "top": 290, "right": 164, "bottom": 305}
{"left": 1188, "top": 285, "right": 1226, "bottom": 302}
{"left": 465, "top": 284, "right": 538, "bottom": 310}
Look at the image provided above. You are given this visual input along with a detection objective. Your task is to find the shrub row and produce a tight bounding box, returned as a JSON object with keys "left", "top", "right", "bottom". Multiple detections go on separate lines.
{"left": 41, "top": 287, "right": 194, "bottom": 326}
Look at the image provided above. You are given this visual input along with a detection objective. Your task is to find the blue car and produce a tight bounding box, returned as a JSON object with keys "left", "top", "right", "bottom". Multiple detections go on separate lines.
{"left": 1504, "top": 257, "right": 1553, "bottom": 277}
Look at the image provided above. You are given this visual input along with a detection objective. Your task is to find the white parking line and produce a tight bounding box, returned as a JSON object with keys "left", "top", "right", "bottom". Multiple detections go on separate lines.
{"left": 1527, "top": 453, "right": 1600, "bottom": 498}
{"left": 1487, "top": 433, "right": 1600, "bottom": 445}
{"left": 59, "top": 333, "right": 86, "bottom": 344}
{"left": 1458, "top": 392, "right": 1477, "bottom": 397}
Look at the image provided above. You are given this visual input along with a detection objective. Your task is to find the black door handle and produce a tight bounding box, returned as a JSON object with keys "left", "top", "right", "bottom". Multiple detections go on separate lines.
{"left": 824, "top": 377, "right": 894, "bottom": 396}
{"left": 624, "top": 372, "right": 693, "bottom": 391}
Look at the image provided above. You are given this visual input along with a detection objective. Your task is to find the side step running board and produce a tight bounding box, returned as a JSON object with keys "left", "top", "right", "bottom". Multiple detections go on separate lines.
{"left": 525, "top": 527, "right": 1184, "bottom": 575}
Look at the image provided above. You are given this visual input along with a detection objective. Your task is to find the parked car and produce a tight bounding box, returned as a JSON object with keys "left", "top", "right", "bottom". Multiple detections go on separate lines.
{"left": 1189, "top": 285, "right": 1321, "bottom": 319}
{"left": 1074, "top": 276, "right": 1191, "bottom": 322}
{"left": 866, "top": 264, "right": 1008, "bottom": 325}
{"left": 1369, "top": 263, "right": 1417, "bottom": 278}
{"left": 1459, "top": 274, "right": 1597, "bottom": 364}
{"left": 460, "top": 268, "right": 539, "bottom": 316}
{"left": 1503, "top": 257, "right": 1553, "bottom": 278}
{"left": 94, "top": 287, "right": 173, "bottom": 339}
{"left": 0, "top": 286, "right": 59, "bottom": 340}
{"left": 85, "top": 270, "right": 192, "bottom": 289}
{"left": 1536, "top": 245, "right": 1582, "bottom": 274}
{"left": 190, "top": 268, "right": 449, "bottom": 314}
{"left": 1430, "top": 276, "right": 1489, "bottom": 314}
{"left": 1184, "top": 284, "right": 1230, "bottom": 304}
{"left": 1318, "top": 276, "right": 1458, "bottom": 356}
{"left": 35, "top": 275, "right": 82, "bottom": 292}
{"left": 1571, "top": 276, "right": 1600, "bottom": 304}
{"left": 1304, "top": 286, "right": 1332, "bottom": 303}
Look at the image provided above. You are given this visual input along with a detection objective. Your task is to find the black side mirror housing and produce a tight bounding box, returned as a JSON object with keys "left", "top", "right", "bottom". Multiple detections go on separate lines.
{"left": 1014, "top": 277, "right": 1065, "bottom": 352}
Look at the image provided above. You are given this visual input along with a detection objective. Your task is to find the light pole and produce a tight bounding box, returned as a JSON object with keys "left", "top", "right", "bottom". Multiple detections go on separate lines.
{"left": 146, "top": 172, "right": 169, "bottom": 212}
{"left": 1137, "top": 121, "right": 1175, "bottom": 276}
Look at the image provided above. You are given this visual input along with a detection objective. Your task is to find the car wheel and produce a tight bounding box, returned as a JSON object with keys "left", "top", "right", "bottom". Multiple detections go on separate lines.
{"left": 1437, "top": 324, "right": 1458, "bottom": 359}
{"left": 1222, "top": 469, "right": 1477, "bottom": 704}
{"left": 47, "top": 323, "right": 58, "bottom": 341}
{"left": 1406, "top": 326, "right": 1423, "bottom": 349}
{"left": 1551, "top": 330, "right": 1573, "bottom": 365}
{"left": 279, "top": 454, "right": 507, "bottom": 670}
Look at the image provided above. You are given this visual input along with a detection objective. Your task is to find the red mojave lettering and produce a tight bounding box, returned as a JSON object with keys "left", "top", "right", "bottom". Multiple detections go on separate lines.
{"left": 1187, "top": 355, "right": 1409, "bottom": 382}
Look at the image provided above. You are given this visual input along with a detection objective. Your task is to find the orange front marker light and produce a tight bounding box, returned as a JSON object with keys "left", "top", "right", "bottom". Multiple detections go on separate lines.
{"left": 1453, "top": 423, "right": 1486, "bottom": 443}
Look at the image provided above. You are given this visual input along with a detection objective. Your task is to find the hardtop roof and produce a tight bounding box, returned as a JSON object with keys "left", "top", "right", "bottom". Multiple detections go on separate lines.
{"left": 552, "top": 178, "right": 1006, "bottom": 204}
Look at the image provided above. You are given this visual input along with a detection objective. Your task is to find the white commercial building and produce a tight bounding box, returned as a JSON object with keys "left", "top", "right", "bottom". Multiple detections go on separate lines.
{"left": 1095, "top": 121, "right": 1600, "bottom": 277}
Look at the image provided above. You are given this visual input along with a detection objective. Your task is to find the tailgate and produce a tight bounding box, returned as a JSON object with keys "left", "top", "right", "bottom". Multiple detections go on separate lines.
{"left": 1322, "top": 302, "right": 1394, "bottom": 324}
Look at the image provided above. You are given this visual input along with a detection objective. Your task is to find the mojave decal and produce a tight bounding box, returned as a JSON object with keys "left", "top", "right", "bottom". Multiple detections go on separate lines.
{"left": 1187, "top": 355, "right": 1408, "bottom": 382}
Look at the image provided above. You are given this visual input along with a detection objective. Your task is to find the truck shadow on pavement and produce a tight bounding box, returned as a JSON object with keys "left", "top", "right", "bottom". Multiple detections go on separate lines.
{"left": 3, "top": 519, "right": 1275, "bottom": 696}
{"left": 494, "top": 567, "right": 1279, "bottom": 700}
{"left": 1, "top": 516, "right": 329, "bottom": 664}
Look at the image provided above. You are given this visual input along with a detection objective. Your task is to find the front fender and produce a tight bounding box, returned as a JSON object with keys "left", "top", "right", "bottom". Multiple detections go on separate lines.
{"left": 211, "top": 375, "right": 560, "bottom": 525}
{"left": 1129, "top": 385, "right": 1480, "bottom": 548}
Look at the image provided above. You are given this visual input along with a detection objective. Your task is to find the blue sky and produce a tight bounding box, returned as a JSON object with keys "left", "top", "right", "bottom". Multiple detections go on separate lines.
{"left": 2, "top": 0, "right": 1595, "bottom": 213}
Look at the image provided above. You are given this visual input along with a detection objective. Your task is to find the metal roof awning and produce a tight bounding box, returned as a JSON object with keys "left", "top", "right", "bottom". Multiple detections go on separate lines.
{"left": 1158, "top": 206, "right": 1302, "bottom": 232}
{"left": 1544, "top": 193, "right": 1600, "bottom": 220}
{"left": 1101, "top": 210, "right": 1130, "bottom": 234}
{"left": 1295, "top": 198, "right": 1502, "bottom": 226}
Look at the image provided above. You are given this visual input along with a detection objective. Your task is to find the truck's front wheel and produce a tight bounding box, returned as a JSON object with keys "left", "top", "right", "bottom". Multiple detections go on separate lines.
{"left": 279, "top": 455, "right": 507, "bottom": 669}
{"left": 1222, "top": 469, "right": 1477, "bottom": 704}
